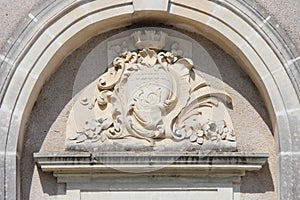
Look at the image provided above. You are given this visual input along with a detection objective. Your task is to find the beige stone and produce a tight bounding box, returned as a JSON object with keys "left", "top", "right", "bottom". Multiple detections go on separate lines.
{"left": 65, "top": 40, "right": 236, "bottom": 151}
{"left": 133, "top": 0, "right": 168, "bottom": 12}
{"left": 0, "top": 0, "right": 299, "bottom": 199}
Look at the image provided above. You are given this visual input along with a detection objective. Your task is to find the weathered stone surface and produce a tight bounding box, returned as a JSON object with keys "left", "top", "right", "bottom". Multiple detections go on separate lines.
{"left": 279, "top": 153, "right": 300, "bottom": 200}
{"left": 34, "top": 152, "right": 268, "bottom": 175}
{"left": 20, "top": 26, "right": 276, "bottom": 199}
{"left": 65, "top": 31, "right": 236, "bottom": 152}
{"left": 1, "top": 0, "right": 299, "bottom": 199}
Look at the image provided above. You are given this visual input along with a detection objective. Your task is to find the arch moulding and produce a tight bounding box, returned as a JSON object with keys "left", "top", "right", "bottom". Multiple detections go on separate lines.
{"left": 0, "top": 0, "right": 299, "bottom": 199}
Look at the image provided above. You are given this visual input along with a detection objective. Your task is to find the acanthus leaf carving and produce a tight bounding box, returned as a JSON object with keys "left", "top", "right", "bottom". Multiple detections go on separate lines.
{"left": 66, "top": 33, "right": 236, "bottom": 152}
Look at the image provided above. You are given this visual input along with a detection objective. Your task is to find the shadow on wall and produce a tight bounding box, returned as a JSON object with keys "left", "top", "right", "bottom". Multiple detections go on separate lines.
{"left": 20, "top": 28, "right": 125, "bottom": 199}
{"left": 20, "top": 49, "right": 80, "bottom": 198}
{"left": 21, "top": 25, "right": 274, "bottom": 199}
{"left": 241, "top": 162, "right": 275, "bottom": 193}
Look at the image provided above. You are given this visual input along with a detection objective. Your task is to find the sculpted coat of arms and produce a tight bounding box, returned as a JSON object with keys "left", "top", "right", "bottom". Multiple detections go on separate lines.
{"left": 66, "top": 30, "right": 236, "bottom": 151}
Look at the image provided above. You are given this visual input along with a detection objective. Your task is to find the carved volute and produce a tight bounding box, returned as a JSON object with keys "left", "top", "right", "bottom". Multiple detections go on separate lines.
{"left": 65, "top": 30, "right": 236, "bottom": 152}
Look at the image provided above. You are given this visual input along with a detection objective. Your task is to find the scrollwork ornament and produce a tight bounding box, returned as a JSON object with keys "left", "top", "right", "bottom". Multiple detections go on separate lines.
{"left": 66, "top": 47, "right": 236, "bottom": 152}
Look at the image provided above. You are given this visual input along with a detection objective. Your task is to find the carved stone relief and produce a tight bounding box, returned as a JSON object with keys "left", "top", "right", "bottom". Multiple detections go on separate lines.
{"left": 107, "top": 29, "right": 192, "bottom": 65}
{"left": 66, "top": 31, "right": 236, "bottom": 152}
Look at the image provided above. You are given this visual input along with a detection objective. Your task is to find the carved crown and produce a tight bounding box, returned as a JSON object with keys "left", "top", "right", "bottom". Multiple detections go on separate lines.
{"left": 131, "top": 30, "right": 168, "bottom": 50}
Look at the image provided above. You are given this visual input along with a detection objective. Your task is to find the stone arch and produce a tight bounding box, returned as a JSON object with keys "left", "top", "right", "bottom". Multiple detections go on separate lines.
{"left": 0, "top": 0, "right": 299, "bottom": 199}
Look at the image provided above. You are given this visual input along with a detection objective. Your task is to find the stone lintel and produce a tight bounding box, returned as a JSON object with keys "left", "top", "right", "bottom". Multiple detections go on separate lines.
{"left": 34, "top": 152, "right": 268, "bottom": 177}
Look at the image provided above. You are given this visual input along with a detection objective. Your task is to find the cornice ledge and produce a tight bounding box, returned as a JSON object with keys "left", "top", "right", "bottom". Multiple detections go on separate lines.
{"left": 34, "top": 152, "right": 268, "bottom": 177}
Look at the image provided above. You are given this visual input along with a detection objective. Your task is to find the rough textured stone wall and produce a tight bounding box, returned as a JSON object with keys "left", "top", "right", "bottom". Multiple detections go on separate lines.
{"left": 0, "top": 0, "right": 45, "bottom": 52}
{"left": 256, "top": 0, "right": 300, "bottom": 51}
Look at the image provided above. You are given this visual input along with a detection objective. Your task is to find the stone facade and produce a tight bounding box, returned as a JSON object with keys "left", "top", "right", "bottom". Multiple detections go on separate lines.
{"left": 27, "top": 27, "right": 276, "bottom": 200}
{"left": 0, "top": 1, "right": 299, "bottom": 200}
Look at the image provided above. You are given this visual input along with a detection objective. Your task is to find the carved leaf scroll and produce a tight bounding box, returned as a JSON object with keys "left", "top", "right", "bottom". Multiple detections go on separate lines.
{"left": 66, "top": 48, "right": 236, "bottom": 152}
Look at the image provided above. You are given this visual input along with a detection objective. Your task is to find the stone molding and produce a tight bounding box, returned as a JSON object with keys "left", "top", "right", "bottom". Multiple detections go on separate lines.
{"left": 34, "top": 152, "right": 268, "bottom": 177}
{"left": 107, "top": 29, "right": 193, "bottom": 63}
{"left": 34, "top": 152, "right": 268, "bottom": 200}
{"left": 0, "top": 0, "right": 299, "bottom": 199}
{"left": 66, "top": 47, "right": 236, "bottom": 152}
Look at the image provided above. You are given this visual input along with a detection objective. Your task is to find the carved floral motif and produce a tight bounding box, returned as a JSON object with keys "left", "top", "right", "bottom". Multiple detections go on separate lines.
{"left": 67, "top": 48, "right": 236, "bottom": 150}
